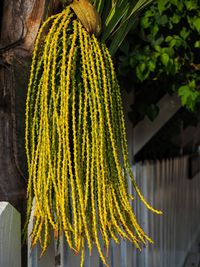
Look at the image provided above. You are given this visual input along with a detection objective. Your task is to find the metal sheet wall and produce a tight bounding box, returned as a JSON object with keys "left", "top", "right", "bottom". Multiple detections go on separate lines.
{"left": 28, "top": 156, "right": 200, "bottom": 267}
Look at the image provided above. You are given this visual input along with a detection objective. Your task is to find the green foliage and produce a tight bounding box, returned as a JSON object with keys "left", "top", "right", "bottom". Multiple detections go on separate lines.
{"left": 118, "top": 0, "right": 200, "bottom": 112}
{"left": 69, "top": 0, "right": 154, "bottom": 55}
{"left": 178, "top": 81, "right": 200, "bottom": 111}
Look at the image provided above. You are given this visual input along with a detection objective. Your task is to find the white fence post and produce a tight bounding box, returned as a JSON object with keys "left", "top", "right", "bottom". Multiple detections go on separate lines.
{"left": 0, "top": 202, "right": 21, "bottom": 267}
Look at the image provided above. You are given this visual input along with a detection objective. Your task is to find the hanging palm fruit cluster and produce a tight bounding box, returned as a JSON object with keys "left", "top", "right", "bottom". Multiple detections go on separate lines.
{"left": 25, "top": 0, "right": 162, "bottom": 266}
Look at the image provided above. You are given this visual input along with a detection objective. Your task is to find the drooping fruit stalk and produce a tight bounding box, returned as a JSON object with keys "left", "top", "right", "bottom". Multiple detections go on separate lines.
{"left": 25, "top": 3, "right": 162, "bottom": 267}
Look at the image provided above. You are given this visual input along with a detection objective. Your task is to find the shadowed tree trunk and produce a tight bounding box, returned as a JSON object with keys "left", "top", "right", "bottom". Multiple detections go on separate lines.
{"left": 0, "top": 0, "right": 63, "bottom": 205}
{"left": 0, "top": 0, "right": 62, "bottom": 265}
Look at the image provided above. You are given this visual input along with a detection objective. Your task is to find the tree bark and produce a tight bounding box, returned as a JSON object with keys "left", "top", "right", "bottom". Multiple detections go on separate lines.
{"left": 0, "top": 0, "right": 62, "bottom": 204}
{"left": 0, "top": 0, "right": 46, "bottom": 206}
{"left": 0, "top": 1, "right": 62, "bottom": 265}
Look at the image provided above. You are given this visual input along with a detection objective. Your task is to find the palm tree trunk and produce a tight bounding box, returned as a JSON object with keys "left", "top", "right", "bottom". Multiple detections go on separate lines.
{"left": 0, "top": 1, "right": 61, "bottom": 265}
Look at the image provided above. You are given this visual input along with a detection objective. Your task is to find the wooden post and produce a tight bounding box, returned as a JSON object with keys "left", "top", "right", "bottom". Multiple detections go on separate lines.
{"left": 0, "top": 202, "right": 21, "bottom": 267}
{"left": 133, "top": 94, "right": 181, "bottom": 155}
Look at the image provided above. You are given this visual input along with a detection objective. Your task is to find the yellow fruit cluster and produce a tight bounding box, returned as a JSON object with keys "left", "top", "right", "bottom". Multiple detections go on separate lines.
{"left": 25, "top": 7, "right": 162, "bottom": 267}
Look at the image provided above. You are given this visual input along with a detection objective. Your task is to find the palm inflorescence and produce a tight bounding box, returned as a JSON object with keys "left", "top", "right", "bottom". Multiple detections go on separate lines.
{"left": 25, "top": 4, "right": 161, "bottom": 267}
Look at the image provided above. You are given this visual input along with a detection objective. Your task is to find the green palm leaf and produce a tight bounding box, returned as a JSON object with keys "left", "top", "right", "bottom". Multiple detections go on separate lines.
{"left": 91, "top": 0, "right": 153, "bottom": 55}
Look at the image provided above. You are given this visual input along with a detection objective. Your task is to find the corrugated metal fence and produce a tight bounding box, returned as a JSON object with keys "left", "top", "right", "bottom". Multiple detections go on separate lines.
{"left": 28, "top": 156, "right": 200, "bottom": 267}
